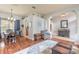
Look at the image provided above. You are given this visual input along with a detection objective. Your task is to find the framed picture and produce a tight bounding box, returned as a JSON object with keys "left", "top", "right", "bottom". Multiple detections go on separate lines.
{"left": 60, "top": 20, "right": 68, "bottom": 28}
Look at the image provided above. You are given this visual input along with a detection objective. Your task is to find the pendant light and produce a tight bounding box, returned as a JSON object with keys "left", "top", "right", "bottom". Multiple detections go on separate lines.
{"left": 8, "top": 9, "right": 14, "bottom": 22}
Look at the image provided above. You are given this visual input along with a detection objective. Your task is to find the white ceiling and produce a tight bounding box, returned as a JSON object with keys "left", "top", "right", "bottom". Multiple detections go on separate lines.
{"left": 0, "top": 4, "right": 78, "bottom": 16}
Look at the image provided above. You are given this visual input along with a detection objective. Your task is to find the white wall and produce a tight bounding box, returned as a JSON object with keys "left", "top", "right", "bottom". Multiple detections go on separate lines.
{"left": 75, "top": 9, "right": 79, "bottom": 35}
{"left": 21, "top": 14, "right": 46, "bottom": 40}
{"left": 45, "top": 10, "right": 78, "bottom": 37}
{"left": 20, "top": 8, "right": 79, "bottom": 41}
{"left": 69, "top": 20, "right": 77, "bottom": 38}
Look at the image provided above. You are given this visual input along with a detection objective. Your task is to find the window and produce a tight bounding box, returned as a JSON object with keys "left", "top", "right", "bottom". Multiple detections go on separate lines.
{"left": 1, "top": 20, "right": 8, "bottom": 33}
{"left": 1, "top": 19, "right": 14, "bottom": 33}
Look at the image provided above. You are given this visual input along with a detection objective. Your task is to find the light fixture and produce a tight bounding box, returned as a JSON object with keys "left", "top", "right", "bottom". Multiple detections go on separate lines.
{"left": 32, "top": 6, "right": 36, "bottom": 15}
{"left": 32, "top": 6, "right": 41, "bottom": 17}
{"left": 60, "top": 13, "right": 69, "bottom": 17}
{"left": 8, "top": 9, "right": 14, "bottom": 22}
{"left": 60, "top": 13, "right": 66, "bottom": 17}
{"left": 32, "top": 6, "right": 36, "bottom": 9}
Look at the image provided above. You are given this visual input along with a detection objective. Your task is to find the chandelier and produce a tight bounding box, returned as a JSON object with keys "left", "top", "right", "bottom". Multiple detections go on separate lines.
{"left": 8, "top": 9, "right": 14, "bottom": 22}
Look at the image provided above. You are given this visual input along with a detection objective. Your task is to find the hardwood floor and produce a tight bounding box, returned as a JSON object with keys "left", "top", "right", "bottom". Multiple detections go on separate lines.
{"left": 0, "top": 36, "right": 43, "bottom": 54}
{"left": 0, "top": 36, "right": 76, "bottom": 54}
